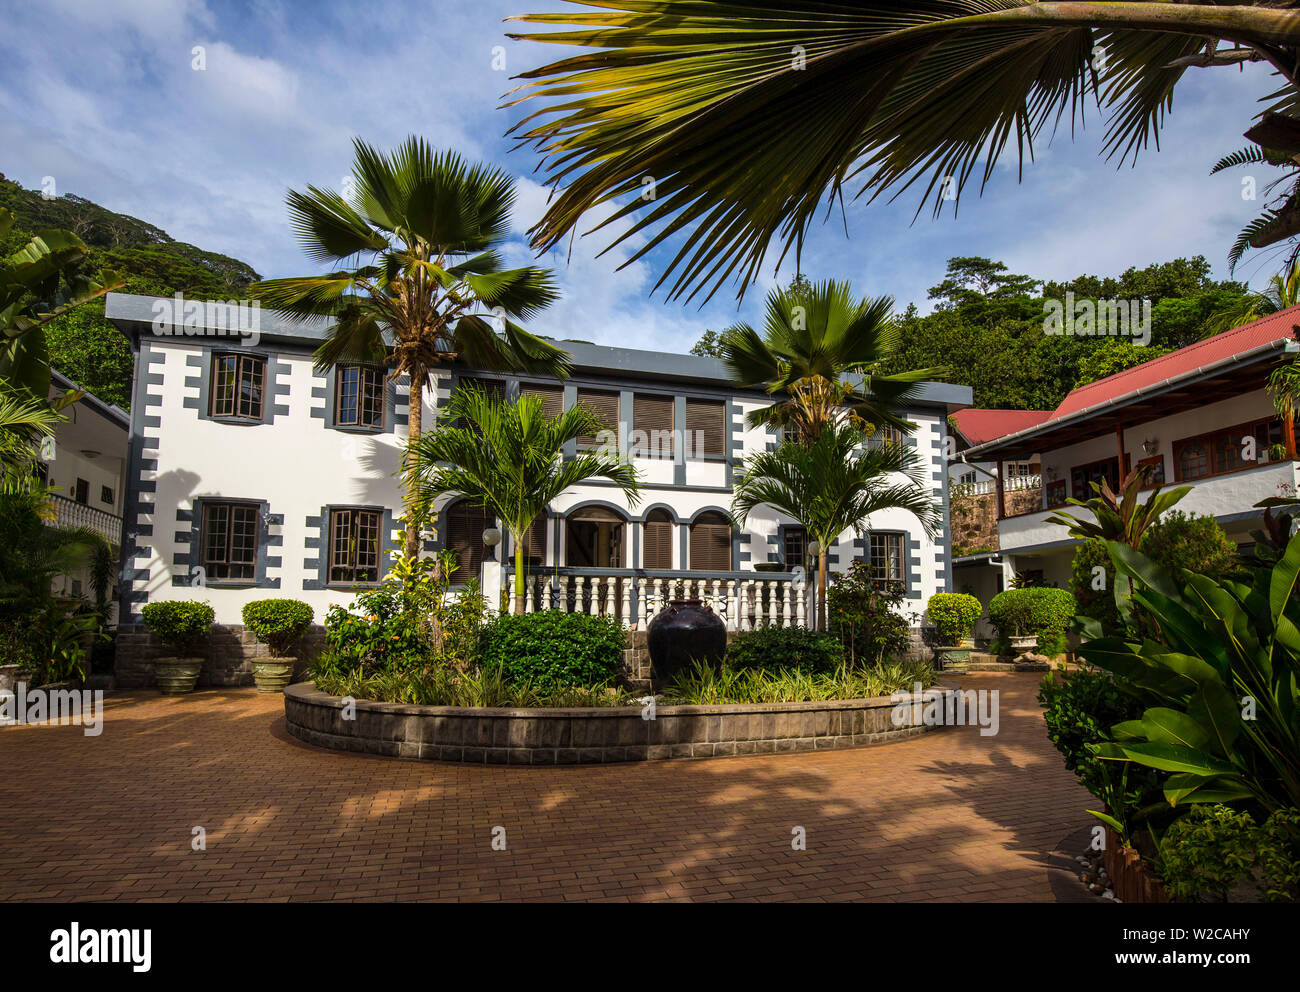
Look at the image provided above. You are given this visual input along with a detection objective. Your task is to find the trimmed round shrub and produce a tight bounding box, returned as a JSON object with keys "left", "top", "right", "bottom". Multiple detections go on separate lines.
{"left": 1140, "top": 510, "right": 1239, "bottom": 581}
{"left": 725, "top": 625, "right": 844, "bottom": 675}
{"left": 927, "top": 593, "right": 982, "bottom": 644}
{"left": 142, "top": 601, "right": 215, "bottom": 656}
{"left": 1070, "top": 538, "right": 1120, "bottom": 630}
{"left": 478, "top": 611, "right": 626, "bottom": 693}
{"left": 988, "top": 587, "right": 1076, "bottom": 654}
{"left": 242, "top": 600, "right": 314, "bottom": 658}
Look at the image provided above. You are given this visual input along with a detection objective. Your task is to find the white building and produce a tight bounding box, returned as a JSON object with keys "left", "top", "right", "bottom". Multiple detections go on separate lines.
{"left": 960, "top": 307, "right": 1300, "bottom": 591}
{"left": 103, "top": 292, "right": 971, "bottom": 640}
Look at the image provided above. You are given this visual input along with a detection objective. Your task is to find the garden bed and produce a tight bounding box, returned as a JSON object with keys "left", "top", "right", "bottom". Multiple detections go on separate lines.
{"left": 284, "top": 681, "right": 955, "bottom": 765}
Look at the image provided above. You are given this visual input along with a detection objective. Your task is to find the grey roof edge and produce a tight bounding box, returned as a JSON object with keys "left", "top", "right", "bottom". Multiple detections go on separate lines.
{"left": 50, "top": 368, "right": 130, "bottom": 431}
{"left": 105, "top": 292, "right": 973, "bottom": 406}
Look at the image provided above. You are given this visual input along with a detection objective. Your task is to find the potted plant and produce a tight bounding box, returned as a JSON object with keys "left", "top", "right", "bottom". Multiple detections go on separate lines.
{"left": 141, "top": 601, "right": 215, "bottom": 695}
{"left": 242, "top": 600, "right": 314, "bottom": 693}
{"left": 927, "top": 593, "right": 982, "bottom": 671}
{"left": 1270, "top": 442, "right": 1288, "bottom": 463}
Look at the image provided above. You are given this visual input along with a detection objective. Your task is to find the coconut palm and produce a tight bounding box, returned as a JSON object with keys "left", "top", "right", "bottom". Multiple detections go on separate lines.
{"left": 0, "top": 388, "right": 64, "bottom": 494}
{"left": 405, "top": 384, "right": 641, "bottom": 613}
{"left": 731, "top": 423, "right": 940, "bottom": 630}
{"left": 1269, "top": 359, "right": 1300, "bottom": 458}
{"left": 721, "top": 279, "right": 940, "bottom": 441}
{"left": 256, "top": 137, "right": 571, "bottom": 558}
{"left": 1205, "top": 258, "right": 1300, "bottom": 336}
{"left": 507, "top": 2, "right": 1300, "bottom": 303}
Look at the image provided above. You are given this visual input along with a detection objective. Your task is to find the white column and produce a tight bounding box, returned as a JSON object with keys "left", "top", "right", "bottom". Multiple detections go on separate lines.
{"left": 573, "top": 576, "right": 584, "bottom": 615}
{"left": 559, "top": 576, "right": 570, "bottom": 613}
{"left": 481, "top": 559, "right": 503, "bottom": 617}
{"left": 783, "top": 581, "right": 794, "bottom": 628}
{"left": 605, "top": 576, "right": 617, "bottom": 618}
{"left": 637, "top": 579, "right": 649, "bottom": 631}
{"left": 727, "top": 579, "right": 739, "bottom": 631}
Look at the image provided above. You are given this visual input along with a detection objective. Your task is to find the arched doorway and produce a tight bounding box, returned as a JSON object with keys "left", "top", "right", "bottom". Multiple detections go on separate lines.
{"left": 566, "top": 506, "right": 627, "bottom": 569}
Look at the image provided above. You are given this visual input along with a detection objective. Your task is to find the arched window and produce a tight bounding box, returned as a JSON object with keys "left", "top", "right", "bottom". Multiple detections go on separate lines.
{"left": 445, "top": 502, "right": 491, "bottom": 578}
{"left": 566, "top": 507, "right": 626, "bottom": 568}
{"left": 689, "top": 511, "right": 732, "bottom": 571}
{"left": 643, "top": 509, "right": 673, "bottom": 571}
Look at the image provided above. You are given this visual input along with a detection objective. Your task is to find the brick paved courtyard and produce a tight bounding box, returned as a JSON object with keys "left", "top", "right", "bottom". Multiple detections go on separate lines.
{"left": 0, "top": 673, "right": 1096, "bottom": 902}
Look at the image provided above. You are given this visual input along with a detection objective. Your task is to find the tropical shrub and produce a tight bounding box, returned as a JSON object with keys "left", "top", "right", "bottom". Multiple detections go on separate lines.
{"left": 664, "top": 658, "right": 933, "bottom": 705}
{"left": 988, "top": 587, "right": 1076, "bottom": 655}
{"left": 926, "top": 592, "right": 981, "bottom": 644}
{"left": 242, "top": 600, "right": 314, "bottom": 658}
{"left": 1159, "top": 805, "right": 1300, "bottom": 903}
{"left": 1139, "top": 510, "right": 1239, "bottom": 582}
{"left": 1070, "top": 539, "right": 1121, "bottom": 630}
{"left": 141, "top": 601, "right": 214, "bottom": 656}
{"left": 324, "top": 584, "right": 424, "bottom": 668}
{"left": 827, "top": 562, "right": 916, "bottom": 665}
{"left": 314, "top": 663, "right": 636, "bottom": 709}
{"left": 1084, "top": 536, "right": 1300, "bottom": 813}
{"left": 725, "top": 625, "right": 843, "bottom": 675}
{"left": 478, "top": 610, "right": 626, "bottom": 693}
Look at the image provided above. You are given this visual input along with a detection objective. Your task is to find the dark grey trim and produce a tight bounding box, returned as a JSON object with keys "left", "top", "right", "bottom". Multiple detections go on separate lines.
{"left": 174, "top": 497, "right": 282, "bottom": 591}
{"left": 118, "top": 342, "right": 164, "bottom": 623}
{"left": 303, "top": 504, "right": 398, "bottom": 592}
{"left": 673, "top": 395, "right": 687, "bottom": 487}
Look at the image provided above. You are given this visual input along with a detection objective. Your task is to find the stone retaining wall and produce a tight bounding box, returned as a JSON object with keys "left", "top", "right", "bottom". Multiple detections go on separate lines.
{"left": 283, "top": 682, "right": 952, "bottom": 765}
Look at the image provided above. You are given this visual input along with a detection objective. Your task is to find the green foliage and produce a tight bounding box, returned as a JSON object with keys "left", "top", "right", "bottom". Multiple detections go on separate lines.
{"left": 1160, "top": 805, "right": 1300, "bottom": 903}
{"left": 1071, "top": 539, "right": 1121, "bottom": 629}
{"left": 141, "top": 601, "right": 215, "bottom": 656}
{"left": 1140, "top": 511, "right": 1239, "bottom": 581}
{"left": 927, "top": 592, "right": 981, "bottom": 644}
{"left": 724, "top": 625, "right": 843, "bottom": 675}
{"left": 324, "top": 584, "right": 425, "bottom": 668}
{"left": 477, "top": 610, "right": 627, "bottom": 693}
{"left": 988, "top": 587, "right": 1076, "bottom": 652}
{"left": 663, "top": 658, "right": 934, "bottom": 705}
{"left": 1083, "top": 535, "right": 1300, "bottom": 812}
{"left": 1074, "top": 339, "right": 1172, "bottom": 387}
{"left": 314, "top": 663, "right": 637, "bottom": 709}
{"left": 241, "top": 600, "right": 314, "bottom": 658}
{"left": 827, "top": 562, "right": 916, "bottom": 665}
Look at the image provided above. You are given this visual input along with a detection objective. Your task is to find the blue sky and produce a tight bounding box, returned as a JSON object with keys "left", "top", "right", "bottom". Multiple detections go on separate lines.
{"left": 0, "top": 0, "right": 1287, "bottom": 354}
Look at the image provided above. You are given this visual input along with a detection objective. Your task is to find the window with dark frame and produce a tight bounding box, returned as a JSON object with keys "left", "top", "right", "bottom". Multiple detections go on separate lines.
{"left": 328, "top": 508, "right": 383, "bottom": 586}
{"left": 1174, "top": 418, "right": 1285, "bottom": 482}
{"left": 520, "top": 382, "right": 563, "bottom": 418}
{"left": 210, "top": 353, "right": 266, "bottom": 420}
{"left": 1046, "top": 480, "right": 1068, "bottom": 508}
{"left": 101, "top": 485, "right": 114, "bottom": 506}
{"left": 1137, "top": 456, "right": 1166, "bottom": 489}
{"left": 201, "top": 502, "right": 259, "bottom": 583}
{"left": 445, "top": 502, "right": 492, "bottom": 580}
{"left": 632, "top": 393, "right": 675, "bottom": 457}
{"left": 643, "top": 509, "right": 673, "bottom": 570}
{"left": 869, "top": 533, "right": 906, "bottom": 592}
{"left": 783, "top": 527, "right": 807, "bottom": 570}
{"left": 688, "top": 511, "right": 732, "bottom": 571}
{"left": 1071, "top": 457, "right": 1125, "bottom": 500}
{"left": 335, "top": 365, "right": 385, "bottom": 429}
{"left": 74, "top": 478, "right": 89, "bottom": 505}
{"left": 576, "top": 389, "right": 620, "bottom": 447}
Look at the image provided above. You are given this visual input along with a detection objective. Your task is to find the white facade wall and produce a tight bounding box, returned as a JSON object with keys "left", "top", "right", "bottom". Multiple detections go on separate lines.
{"left": 121, "top": 335, "right": 957, "bottom": 627}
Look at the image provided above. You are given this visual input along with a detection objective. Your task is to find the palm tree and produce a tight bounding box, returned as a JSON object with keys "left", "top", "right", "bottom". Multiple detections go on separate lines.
{"left": 256, "top": 137, "right": 571, "bottom": 559}
{"left": 507, "top": 3, "right": 1300, "bottom": 303}
{"left": 0, "top": 389, "right": 65, "bottom": 494}
{"left": 405, "top": 384, "right": 641, "bottom": 613}
{"left": 1205, "top": 258, "right": 1300, "bottom": 336}
{"left": 731, "top": 423, "right": 940, "bottom": 630}
{"left": 1269, "top": 359, "right": 1300, "bottom": 459}
{"left": 721, "top": 279, "right": 940, "bottom": 442}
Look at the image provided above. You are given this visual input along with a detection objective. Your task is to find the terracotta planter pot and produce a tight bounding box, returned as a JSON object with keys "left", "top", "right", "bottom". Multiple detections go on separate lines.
{"left": 252, "top": 658, "right": 296, "bottom": 694}
{"left": 155, "top": 658, "right": 203, "bottom": 695}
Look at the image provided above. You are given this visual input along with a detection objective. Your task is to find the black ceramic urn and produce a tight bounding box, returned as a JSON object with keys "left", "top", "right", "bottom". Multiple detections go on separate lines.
{"left": 646, "top": 599, "right": 727, "bottom": 687}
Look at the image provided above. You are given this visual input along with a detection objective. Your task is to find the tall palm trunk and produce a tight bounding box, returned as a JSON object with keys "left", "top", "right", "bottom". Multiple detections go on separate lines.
{"left": 404, "top": 366, "right": 425, "bottom": 561}
{"left": 817, "top": 547, "right": 829, "bottom": 632}
{"left": 514, "top": 532, "right": 527, "bottom": 615}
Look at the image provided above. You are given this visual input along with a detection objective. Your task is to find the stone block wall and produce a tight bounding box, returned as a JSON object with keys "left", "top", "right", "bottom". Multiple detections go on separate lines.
{"left": 115, "top": 624, "right": 324, "bottom": 689}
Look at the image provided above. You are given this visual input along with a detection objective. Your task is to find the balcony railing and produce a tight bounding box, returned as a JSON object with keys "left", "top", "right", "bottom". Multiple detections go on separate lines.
{"left": 1004, "top": 474, "right": 1042, "bottom": 492}
{"left": 48, "top": 494, "right": 122, "bottom": 544}
{"left": 507, "top": 568, "right": 808, "bottom": 631}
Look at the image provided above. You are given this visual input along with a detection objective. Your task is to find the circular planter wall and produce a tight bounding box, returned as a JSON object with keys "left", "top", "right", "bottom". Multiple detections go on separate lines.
{"left": 284, "top": 682, "right": 955, "bottom": 766}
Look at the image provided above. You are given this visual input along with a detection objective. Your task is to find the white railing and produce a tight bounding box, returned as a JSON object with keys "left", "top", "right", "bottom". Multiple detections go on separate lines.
{"left": 509, "top": 570, "right": 808, "bottom": 631}
{"left": 48, "top": 494, "right": 121, "bottom": 544}
{"left": 1005, "top": 474, "right": 1042, "bottom": 492}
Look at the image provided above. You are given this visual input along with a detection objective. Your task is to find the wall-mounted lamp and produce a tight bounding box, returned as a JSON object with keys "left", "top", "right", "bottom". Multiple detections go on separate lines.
{"left": 1142, "top": 437, "right": 1160, "bottom": 457}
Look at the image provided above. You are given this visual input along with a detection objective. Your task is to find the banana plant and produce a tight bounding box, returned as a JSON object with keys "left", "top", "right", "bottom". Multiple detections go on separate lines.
{"left": 1083, "top": 535, "right": 1300, "bottom": 813}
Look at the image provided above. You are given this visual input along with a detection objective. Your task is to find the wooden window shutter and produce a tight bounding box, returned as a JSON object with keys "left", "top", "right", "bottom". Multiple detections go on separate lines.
{"left": 633, "top": 394, "right": 675, "bottom": 456}
{"left": 685, "top": 399, "right": 726, "bottom": 458}
{"left": 689, "top": 512, "right": 732, "bottom": 571}
{"left": 446, "top": 502, "right": 490, "bottom": 578}
{"left": 643, "top": 510, "right": 673, "bottom": 570}
{"left": 576, "top": 389, "right": 620, "bottom": 446}
{"left": 522, "top": 514, "right": 549, "bottom": 562}
{"left": 521, "top": 383, "right": 563, "bottom": 418}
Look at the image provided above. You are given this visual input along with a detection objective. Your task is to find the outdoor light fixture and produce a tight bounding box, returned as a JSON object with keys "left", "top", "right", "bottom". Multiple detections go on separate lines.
{"left": 482, "top": 528, "right": 502, "bottom": 548}
{"left": 80, "top": 450, "right": 100, "bottom": 460}
{"left": 1142, "top": 437, "right": 1159, "bottom": 456}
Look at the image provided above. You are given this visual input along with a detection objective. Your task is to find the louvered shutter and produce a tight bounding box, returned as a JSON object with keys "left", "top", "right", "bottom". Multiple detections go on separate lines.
{"left": 521, "top": 382, "right": 563, "bottom": 418}
{"left": 643, "top": 511, "right": 673, "bottom": 570}
{"left": 632, "top": 394, "right": 675, "bottom": 456}
{"left": 685, "top": 398, "right": 726, "bottom": 458}
{"left": 576, "top": 389, "right": 620, "bottom": 446}
{"left": 522, "top": 514, "right": 549, "bottom": 564}
{"left": 689, "top": 513, "right": 732, "bottom": 571}
{"left": 446, "top": 503, "right": 490, "bottom": 577}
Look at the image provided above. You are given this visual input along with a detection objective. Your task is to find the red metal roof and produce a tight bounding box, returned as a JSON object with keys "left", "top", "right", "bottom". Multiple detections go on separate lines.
{"left": 952, "top": 408, "right": 1053, "bottom": 446}
{"left": 1051, "top": 305, "right": 1300, "bottom": 421}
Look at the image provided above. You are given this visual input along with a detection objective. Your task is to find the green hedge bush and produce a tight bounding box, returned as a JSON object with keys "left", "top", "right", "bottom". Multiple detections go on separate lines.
{"left": 142, "top": 601, "right": 215, "bottom": 655}
{"left": 725, "top": 625, "right": 844, "bottom": 675}
{"left": 242, "top": 600, "right": 314, "bottom": 658}
{"left": 988, "top": 587, "right": 1076, "bottom": 655}
{"left": 927, "top": 593, "right": 982, "bottom": 644}
{"left": 478, "top": 610, "right": 626, "bottom": 692}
